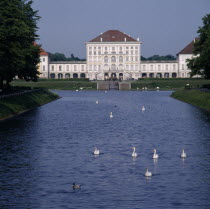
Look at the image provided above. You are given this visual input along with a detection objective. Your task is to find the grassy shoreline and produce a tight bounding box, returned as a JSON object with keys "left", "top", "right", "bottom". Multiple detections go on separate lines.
{"left": 0, "top": 89, "right": 60, "bottom": 120}
{"left": 171, "top": 89, "right": 210, "bottom": 111}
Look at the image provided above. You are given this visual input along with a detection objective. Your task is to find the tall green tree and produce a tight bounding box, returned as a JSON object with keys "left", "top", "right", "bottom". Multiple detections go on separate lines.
{"left": 187, "top": 14, "right": 210, "bottom": 79}
{"left": 0, "top": 0, "right": 40, "bottom": 89}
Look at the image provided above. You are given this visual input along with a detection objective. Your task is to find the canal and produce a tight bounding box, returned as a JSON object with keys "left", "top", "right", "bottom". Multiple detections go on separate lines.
{"left": 0, "top": 90, "right": 210, "bottom": 209}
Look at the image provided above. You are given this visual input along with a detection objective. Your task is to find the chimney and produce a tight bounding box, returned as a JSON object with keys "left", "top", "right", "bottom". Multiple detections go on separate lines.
{"left": 100, "top": 37, "right": 103, "bottom": 42}
{"left": 193, "top": 38, "right": 195, "bottom": 43}
{"left": 124, "top": 37, "right": 127, "bottom": 42}
{"left": 137, "top": 38, "right": 140, "bottom": 41}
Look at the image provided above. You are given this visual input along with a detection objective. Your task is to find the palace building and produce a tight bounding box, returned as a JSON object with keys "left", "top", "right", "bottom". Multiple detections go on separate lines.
{"left": 38, "top": 30, "right": 196, "bottom": 80}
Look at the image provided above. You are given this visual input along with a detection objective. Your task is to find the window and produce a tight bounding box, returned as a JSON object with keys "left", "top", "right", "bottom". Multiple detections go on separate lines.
{"left": 131, "top": 57, "right": 133, "bottom": 61}
{"left": 135, "top": 57, "right": 138, "bottom": 61}
{"left": 131, "top": 47, "right": 133, "bottom": 49}
{"left": 98, "top": 51, "right": 101, "bottom": 55}
{"left": 89, "top": 65, "right": 92, "bottom": 71}
{"left": 173, "top": 64, "right": 176, "bottom": 70}
{"left": 111, "top": 56, "right": 116, "bottom": 62}
{"left": 43, "top": 58, "right": 45, "bottom": 62}
{"left": 126, "top": 65, "right": 129, "bottom": 70}
{"left": 51, "top": 65, "right": 54, "bottom": 71}
{"left": 135, "top": 65, "right": 138, "bottom": 71}
{"left": 104, "top": 56, "right": 108, "bottom": 63}
{"left": 131, "top": 65, "right": 134, "bottom": 70}
{"left": 135, "top": 50, "right": 138, "bottom": 55}
{"left": 150, "top": 65, "right": 153, "bottom": 71}
{"left": 111, "top": 64, "right": 116, "bottom": 70}
{"left": 166, "top": 65, "right": 168, "bottom": 70}
{"left": 59, "top": 65, "right": 62, "bottom": 71}
{"left": 43, "top": 65, "right": 45, "bottom": 71}
{"left": 135, "top": 46, "right": 138, "bottom": 49}
{"left": 182, "top": 64, "right": 184, "bottom": 70}
{"left": 98, "top": 65, "right": 101, "bottom": 71}
{"left": 74, "top": 65, "right": 77, "bottom": 71}
{"left": 126, "top": 56, "right": 129, "bottom": 61}
{"left": 66, "top": 65, "right": 69, "bottom": 71}
{"left": 82, "top": 65, "right": 84, "bottom": 71}
{"left": 131, "top": 51, "right": 133, "bottom": 55}
{"left": 143, "top": 65, "right": 146, "bottom": 71}
{"left": 126, "top": 51, "right": 129, "bottom": 54}
{"left": 158, "top": 65, "right": 161, "bottom": 70}
{"left": 119, "top": 56, "right": 123, "bottom": 62}
{"left": 94, "top": 51, "right": 96, "bottom": 55}
{"left": 94, "top": 65, "right": 97, "bottom": 71}
{"left": 89, "top": 51, "right": 92, "bottom": 55}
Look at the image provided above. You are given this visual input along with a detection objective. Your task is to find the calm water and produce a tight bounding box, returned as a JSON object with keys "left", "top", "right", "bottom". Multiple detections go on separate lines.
{"left": 0, "top": 90, "right": 210, "bottom": 209}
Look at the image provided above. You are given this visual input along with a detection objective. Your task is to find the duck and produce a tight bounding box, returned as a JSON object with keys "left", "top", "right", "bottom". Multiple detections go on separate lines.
{"left": 96, "top": 100, "right": 99, "bottom": 104}
{"left": 153, "top": 149, "right": 159, "bottom": 159}
{"left": 142, "top": 106, "right": 145, "bottom": 111}
{"left": 93, "top": 147, "right": 100, "bottom": 155}
{"left": 145, "top": 168, "right": 152, "bottom": 177}
{"left": 181, "top": 149, "right": 187, "bottom": 158}
{"left": 72, "top": 183, "right": 81, "bottom": 189}
{"left": 132, "top": 147, "right": 138, "bottom": 157}
{"left": 110, "top": 112, "right": 113, "bottom": 118}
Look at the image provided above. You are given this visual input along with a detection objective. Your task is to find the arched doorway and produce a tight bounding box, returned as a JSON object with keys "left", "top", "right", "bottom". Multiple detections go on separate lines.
{"left": 111, "top": 73, "right": 117, "bottom": 80}
{"left": 142, "top": 73, "right": 147, "bottom": 78}
{"left": 104, "top": 73, "right": 109, "bottom": 80}
{"left": 119, "top": 73, "right": 123, "bottom": 80}
{"left": 65, "top": 73, "right": 70, "bottom": 78}
{"left": 164, "top": 73, "right": 169, "bottom": 78}
{"left": 73, "top": 73, "right": 78, "bottom": 78}
{"left": 156, "top": 73, "right": 162, "bottom": 78}
{"left": 149, "top": 73, "right": 154, "bottom": 78}
{"left": 80, "top": 73, "right": 86, "bottom": 78}
{"left": 58, "top": 73, "right": 63, "bottom": 79}
{"left": 50, "top": 73, "right": 55, "bottom": 79}
{"left": 172, "top": 73, "right": 177, "bottom": 78}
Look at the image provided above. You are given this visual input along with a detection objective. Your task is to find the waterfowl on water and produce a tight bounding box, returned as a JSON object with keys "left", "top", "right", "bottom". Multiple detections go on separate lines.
{"left": 145, "top": 168, "right": 152, "bottom": 177}
{"left": 132, "top": 147, "right": 138, "bottom": 157}
{"left": 110, "top": 112, "right": 113, "bottom": 118}
{"left": 96, "top": 100, "right": 99, "bottom": 104}
{"left": 153, "top": 149, "right": 159, "bottom": 159}
{"left": 142, "top": 106, "right": 145, "bottom": 111}
{"left": 72, "top": 183, "right": 81, "bottom": 189}
{"left": 181, "top": 149, "right": 187, "bottom": 158}
{"left": 94, "top": 147, "right": 100, "bottom": 155}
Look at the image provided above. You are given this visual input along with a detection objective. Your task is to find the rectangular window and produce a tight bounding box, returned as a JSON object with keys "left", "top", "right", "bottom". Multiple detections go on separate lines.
{"left": 126, "top": 57, "right": 129, "bottom": 61}
{"left": 43, "top": 58, "right": 45, "bottom": 62}
{"left": 182, "top": 64, "right": 184, "bottom": 70}
{"left": 74, "top": 65, "right": 77, "bottom": 71}
{"left": 173, "top": 64, "right": 175, "bottom": 70}
{"left": 131, "top": 57, "right": 133, "bottom": 61}
{"left": 135, "top": 57, "right": 138, "bottom": 61}
{"left": 166, "top": 65, "right": 168, "bottom": 70}
{"left": 82, "top": 65, "right": 84, "bottom": 71}
{"left": 150, "top": 65, "right": 153, "bottom": 71}
{"left": 158, "top": 65, "right": 161, "bottom": 70}
{"left": 66, "top": 65, "right": 69, "bottom": 71}
{"left": 143, "top": 65, "right": 146, "bottom": 71}
{"left": 43, "top": 65, "right": 45, "bottom": 71}
{"left": 51, "top": 65, "right": 54, "bottom": 71}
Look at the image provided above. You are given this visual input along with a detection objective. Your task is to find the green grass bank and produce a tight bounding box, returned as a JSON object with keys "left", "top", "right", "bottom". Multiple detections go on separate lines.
{"left": 171, "top": 89, "right": 210, "bottom": 111}
{"left": 131, "top": 78, "right": 210, "bottom": 90}
{"left": 11, "top": 79, "right": 97, "bottom": 90}
{"left": 0, "top": 89, "right": 59, "bottom": 120}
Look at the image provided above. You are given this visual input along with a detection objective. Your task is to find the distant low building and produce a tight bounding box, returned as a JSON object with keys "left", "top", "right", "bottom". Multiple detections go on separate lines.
{"left": 38, "top": 30, "right": 197, "bottom": 80}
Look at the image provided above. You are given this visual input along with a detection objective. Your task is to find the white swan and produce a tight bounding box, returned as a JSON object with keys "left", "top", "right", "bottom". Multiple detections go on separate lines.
{"left": 132, "top": 147, "right": 138, "bottom": 157}
{"left": 94, "top": 147, "right": 100, "bottom": 155}
{"left": 110, "top": 112, "right": 113, "bottom": 118}
{"left": 96, "top": 100, "right": 99, "bottom": 104}
{"left": 153, "top": 149, "right": 159, "bottom": 159}
{"left": 142, "top": 106, "right": 145, "bottom": 111}
{"left": 145, "top": 168, "right": 152, "bottom": 177}
{"left": 181, "top": 149, "right": 186, "bottom": 158}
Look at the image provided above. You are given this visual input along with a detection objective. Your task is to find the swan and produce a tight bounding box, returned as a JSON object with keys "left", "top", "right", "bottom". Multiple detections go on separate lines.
{"left": 94, "top": 147, "right": 100, "bottom": 155}
{"left": 145, "top": 168, "right": 152, "bottom": 177}
{"left": 110, "top": 112, "right": 113, "bottom": 118}
{"left": 132, "top": 147, "right": 138, "bottom": 157}
{"left": 96, "top": 100, "right": 99, "bottom": 104}
{"left": 76, "top": 89, "right": 79, "bottom": 91}
{"left": 181, "top": 149, "right": 187, "bottom": 158}
{"left": 142, "top": 106, "right": 145, "bottom": 111}
{"left": 153, "top": 149, "right": 159, "bottom": 159}
{"left": 72, "top": 183, "right": 81, "bottom": 189}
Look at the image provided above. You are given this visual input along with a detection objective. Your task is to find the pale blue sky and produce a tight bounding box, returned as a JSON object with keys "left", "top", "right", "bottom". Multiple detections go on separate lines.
{"left": 33, "top": 0, "right": 210, "bottom": 58}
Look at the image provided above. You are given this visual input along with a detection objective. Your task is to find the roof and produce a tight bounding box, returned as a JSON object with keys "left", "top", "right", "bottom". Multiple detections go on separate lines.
{"left": 177, "top": 38, "right": 198, "bottom": 55}
{"left": 34, "top": 42, "right": 48, "bottom": 56}
{"left": 90, "top": 30, "right": 138, "bottom": 42}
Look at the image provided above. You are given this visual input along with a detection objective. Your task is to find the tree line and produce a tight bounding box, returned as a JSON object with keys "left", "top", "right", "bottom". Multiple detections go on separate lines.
{"left": 49, "top": 53, "right": 86, "bottom": 61}
{"left": 0, "top": 0, "right": 40, "bottom": 90}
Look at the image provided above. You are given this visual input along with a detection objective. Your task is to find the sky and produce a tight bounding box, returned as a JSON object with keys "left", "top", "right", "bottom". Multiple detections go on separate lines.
{"left": 32, "top": 0, "right": 210, "bottom": 58}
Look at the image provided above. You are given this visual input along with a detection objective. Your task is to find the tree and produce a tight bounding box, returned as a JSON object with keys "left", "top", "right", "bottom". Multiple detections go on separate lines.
{"left": 0, "top": 0, "right": 40, "bottom": 89}
{"left": 187, "top": 14, "right": 210, "bottom": 79}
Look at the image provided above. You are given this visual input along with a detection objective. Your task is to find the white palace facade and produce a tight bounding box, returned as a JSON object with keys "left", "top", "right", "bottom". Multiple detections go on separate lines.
{"left": 38, "top": 30, "right": 196, "bottom": 80}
